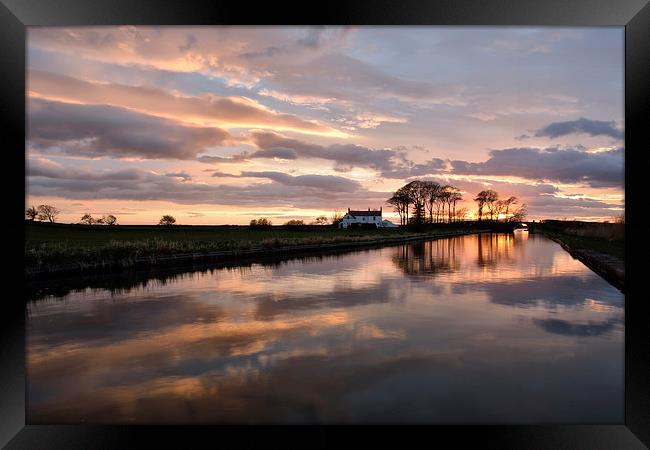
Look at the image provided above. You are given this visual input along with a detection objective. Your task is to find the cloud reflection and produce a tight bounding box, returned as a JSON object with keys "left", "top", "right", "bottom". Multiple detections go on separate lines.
{"left": 27, "top": 233, "right": 624, "bottom": 423}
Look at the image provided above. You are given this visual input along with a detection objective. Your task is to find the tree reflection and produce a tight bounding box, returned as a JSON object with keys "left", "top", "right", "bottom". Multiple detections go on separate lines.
{"left": 392, "top": 238, "right": 462, "bottom": 276}
{"left": 476, "top": 233, "right": 517, "bottom": 268}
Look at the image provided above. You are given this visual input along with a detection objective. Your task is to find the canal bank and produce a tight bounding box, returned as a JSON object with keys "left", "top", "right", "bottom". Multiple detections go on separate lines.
{"left": 26, "top": 227, "right": 496, "bottom": 279}
{"left": 531, "top": 230, "right": 624, "bottom": 293}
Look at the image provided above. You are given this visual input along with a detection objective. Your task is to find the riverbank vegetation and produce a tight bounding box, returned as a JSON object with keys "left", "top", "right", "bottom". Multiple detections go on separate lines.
{"left": 26, "top": 221, "right": 491, "bottom": 277}
{"left": 530, "top": 220, "right": 624, "bottom": 260}
{"left": 529, "top": 220, "right": 624, "bottom": 291}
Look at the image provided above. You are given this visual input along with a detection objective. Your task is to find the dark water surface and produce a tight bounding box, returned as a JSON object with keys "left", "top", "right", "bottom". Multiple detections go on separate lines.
{"left": 26, "top": 232, "right": 624, "bottom": 424}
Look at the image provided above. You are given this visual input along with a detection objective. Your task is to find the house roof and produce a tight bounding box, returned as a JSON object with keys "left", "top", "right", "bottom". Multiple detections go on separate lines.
{"left": 347, "top": 210, "right": 382, "bottom": 217}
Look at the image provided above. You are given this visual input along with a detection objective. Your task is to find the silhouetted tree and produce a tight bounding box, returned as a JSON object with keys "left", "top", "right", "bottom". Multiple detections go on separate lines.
{"left": 502, "top": 196, "right": 518, "bottom": 221}
{"left": 440, "top": 185, "right": 461, "bottom": 223}
{"left": 159, "top": 215, "right": 176, "bottom": 226}
{"left": 37, "top": 204, "right": 60, "bottom": 223}
{"left": 388, "top": 180, "right": 465, "bottom": 225}
{"left": 438, "top": 186, "right": 451, "bottom": 223}
{"left": 454, "top": 207, "right": 469, "bottom": 221}
{"left": 26, "top": 206, "right": 38, "bottom": 221}
{"left": 331, "top": 210, "right": 344, "bottom": 227}
{"left": 104, "top": 214, "right": 117, "bottom": 226}
{"left": 250, "top": 217, "right": 272, "bottom": 227}
{"left": 423, "top": 181, "right": 442, "bottom": 223}
{"left": 80, "top": 213, "right": 94, "bottom": 225}
{"left": 313, "top": 215, "right": 329, "bottom": 225}
{"left": 449, "top": 188, "right": 463, "bottom": 222}
{"left": 485, "top": 190, "right": 499, "bottom": 220}
{"left": 511, "top": 204, "right": 528, "bottom": 222}
{"left": 474, "top": 190, "right": 498, "bottom": 221}
{"left": 403, "top": 180, "right": 427, "bottom": 225}
{"left": 387, "top": 189, "right": 410, "bottom": 225}
{"left": 285, "top": 219, "right": 305, "bottom": 225}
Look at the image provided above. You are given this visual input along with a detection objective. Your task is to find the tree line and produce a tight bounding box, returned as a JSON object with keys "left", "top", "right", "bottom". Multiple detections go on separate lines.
{"left": 26, "top": 204, "right": 120, "bottom": 225}
{"left": 250, "top": 215, "right": 331, "bottom": 227}
{"left": 387, "top": 181, "right": 526, "bottom": 225}
{"left": 80, "top": 213, "right": 117, "bottom": 225}
{"left": 473, "top": 189, "right": 526, "bottom": 222}
{"left": 25, "top": 204, "right": 61, "bottom": 223}
{"left": 387, "top": 180, "right": 464, "bottom": 225}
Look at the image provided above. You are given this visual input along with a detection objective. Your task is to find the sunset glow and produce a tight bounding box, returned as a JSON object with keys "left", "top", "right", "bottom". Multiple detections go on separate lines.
{"left": 26, "top": 26, "right": 624, "bottom": 224}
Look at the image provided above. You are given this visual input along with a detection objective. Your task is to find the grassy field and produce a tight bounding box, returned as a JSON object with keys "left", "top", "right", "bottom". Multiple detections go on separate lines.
{"left": 26, "top": 221, "right": 478, "bottom": 276}
{"left": 539, "top": 231, "right": 625, "bottom": 260}
{"left": 529, "top": 222, "right": 624, "bottom": 261}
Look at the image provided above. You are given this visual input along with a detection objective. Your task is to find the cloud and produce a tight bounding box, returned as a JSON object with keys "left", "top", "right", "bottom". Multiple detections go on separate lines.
{"left": 209, "top": 170, "right": 362, "bottom": 192}
{"left": 248, "top": 131, "right": 407, "bottom": 173}
{"left": 534, "top": 118, "right": 623, "bottom": 140}
{"left": 28, "top": 98, "right": 230, "bottom": 160}
{"left": 28, "top": 70, "right": 345, "bottom": 137}
{"left": 250, "top": 147, "right": 298, "bottom": 160}
{"left": 29, "top": 27, "right": 329, "bottom": 88}
{"left": 27, "top": 158, "right": 386, "bottom": 208}
{"left": 28, "top": 27, "right": 462, "bottom": 107}
{"left": 198, "top": 154, "right": 249, "bottom": 164}
{"left": 381, "top": 158, "right": 448, "bottom": 179}
{"left": 449, "top": 147, "right": 624, "bottom": 188}
{"left": 485, "top": 30, "right": 582, "bottom": 56}
{"left": 239, "top": 171, "right": 362, "bottom": 192}
{"left": 28, "top": 157, "right": 148, "bottom": 182}
{"left": 164, "top": 172, "right": 192, "bottom": 181}
{"left": 532, "top": 317, "right": 622, "bottom": 337}
{"left": 263, "top": 53, "right": 467, "bottom": 106}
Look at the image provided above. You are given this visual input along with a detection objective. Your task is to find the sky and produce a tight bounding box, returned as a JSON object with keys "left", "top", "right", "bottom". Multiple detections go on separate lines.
{"left": 25, "top": 26, "right": 625, "bottom": 225}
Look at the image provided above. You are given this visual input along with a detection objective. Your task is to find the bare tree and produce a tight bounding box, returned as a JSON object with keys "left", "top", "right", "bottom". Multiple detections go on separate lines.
{"left": 104, "top": 214, "right": 117, "bottom": 226}
{"left": 388, "top": 181, "right": 465, "bottom": 225}
{"left": 438, "top": 187, "right": 451, "bottom": 223}
{"left": 403, "top": 181, "right": 427, "bottom": 224}
{"left": 440, "top": 185, "right": 461, "bottom": 223}
{"left": 95, "top": 216, "right": 105, "bottom": 225}
{"left": 26, "top": 206, "right": 38, "bottom": 221}
{"left": 250, "top": 217, "right": 272, "bottom": 227}
{"left": 511, "top": 204, "right": 528, "bottom": 222}
{"left": 503, "top": 196, "right": 518, "bottom": 220}
{"left": 37, "top": 204, "right": 60, "bottom": 223}
{"left": 285, "top": 219, "right": 305, "bottom": 225}
{"left": 313, "top": 215, "right": 329, "bottom": 225}
{"left": 484, "top": 190, "right": 499, "bottom": 220}
{"left": 423, "top": 181, "right": 441, "bottom": 224}
{"left": 494, "top": 200, "right": 506, "bottom": 221}
{"left": 387, "top": 190, "right": 410, "bottom": 225}
{"left": 80, "top": 213, "right": 94, "bottom": 225}
{"left": 449, "top": 189, "right": 463, "bottom": 222}
{"left": 331, "top": 210, "right": 344, "bottom": 226}
{"left": 473, "top": 190, "right": 498, "bottom": 221}
{"left": 474, "top": 191, "right": 487, "bottom": 221}
{"left": 454, "top": 207, "right": 469, "bottom": 221}
{"left": 159, "top": 215, "right": 176, "bottom": 226}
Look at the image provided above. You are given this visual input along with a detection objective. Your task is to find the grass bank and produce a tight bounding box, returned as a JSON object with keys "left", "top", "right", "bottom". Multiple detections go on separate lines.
{"left": 26, "top": 221, "right": 494, "bottom": 278}
{"left": 529, "top": 222, "right": 624, "bottom": 292}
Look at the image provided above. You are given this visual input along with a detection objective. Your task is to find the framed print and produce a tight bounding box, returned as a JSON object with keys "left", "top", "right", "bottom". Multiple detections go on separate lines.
{"left": 4, "top": 0, "right": 649, "bottom": 448}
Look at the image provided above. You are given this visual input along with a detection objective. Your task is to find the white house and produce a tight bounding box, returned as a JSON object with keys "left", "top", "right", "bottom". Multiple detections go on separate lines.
{"left": 338, "top": 207, "right": 397, "bottom": 228}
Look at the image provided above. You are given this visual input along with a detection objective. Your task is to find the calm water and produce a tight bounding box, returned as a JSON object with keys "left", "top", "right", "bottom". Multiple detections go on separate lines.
{"left": 26, "top": 233, "right": 624, "bottom": 424}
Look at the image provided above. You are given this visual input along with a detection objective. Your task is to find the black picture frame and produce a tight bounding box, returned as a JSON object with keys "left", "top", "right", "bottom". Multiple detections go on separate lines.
{"left": 5, "top": 0, "right": 649, "bottom": 448}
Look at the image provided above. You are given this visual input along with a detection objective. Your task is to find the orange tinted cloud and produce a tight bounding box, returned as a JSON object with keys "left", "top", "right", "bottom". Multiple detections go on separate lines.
{"left": 28, "top": 70, "right": 348, "bottom": 137}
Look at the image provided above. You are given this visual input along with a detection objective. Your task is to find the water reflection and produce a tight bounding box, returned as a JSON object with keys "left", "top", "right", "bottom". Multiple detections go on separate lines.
{"left": 27, "top": 233, "right": 624, "bottom": 424}
{"left": 392, "top": 237, "right": 462, "bottom": 276}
